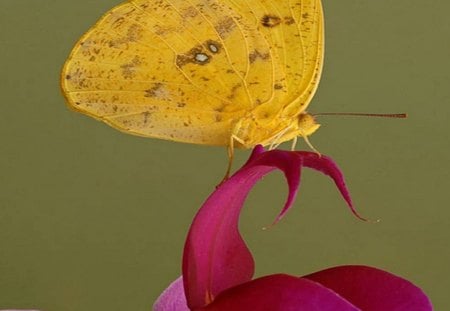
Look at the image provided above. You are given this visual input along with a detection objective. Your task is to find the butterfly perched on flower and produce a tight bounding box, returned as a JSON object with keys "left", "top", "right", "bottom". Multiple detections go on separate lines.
{"left": 61, "top": 0, "right": 324, "bottom": 162}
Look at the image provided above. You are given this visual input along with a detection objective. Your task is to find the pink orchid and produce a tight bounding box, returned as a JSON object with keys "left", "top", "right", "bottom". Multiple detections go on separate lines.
{"left": 154, "top": 146, "right": 432, "bottom": 311}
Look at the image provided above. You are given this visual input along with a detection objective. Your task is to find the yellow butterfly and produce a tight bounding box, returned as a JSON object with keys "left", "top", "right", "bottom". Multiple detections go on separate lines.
{"left": 61, "top": 0, "right": 324, "bottom": 173}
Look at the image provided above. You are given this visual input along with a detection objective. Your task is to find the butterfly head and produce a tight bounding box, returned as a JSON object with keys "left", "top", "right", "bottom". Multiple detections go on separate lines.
{"left": 297, "top": 113, "right": 321, "bottom": 137}
{"left": 234, "top": 112, "right": 320, "bottom": 149}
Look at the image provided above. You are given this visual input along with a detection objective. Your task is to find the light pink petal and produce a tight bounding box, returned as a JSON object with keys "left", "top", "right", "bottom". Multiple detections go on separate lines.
{"left": 303, "top": 265, "right": 433, "bottom": 311}
{"left": 183, "top": 146, "right": 357, "bottom": 309}
{"left": 153, "top": 277, "right": 189, "bottom": 311}
{"left": 199, "top": 274, "right": 359, "bottom": 311}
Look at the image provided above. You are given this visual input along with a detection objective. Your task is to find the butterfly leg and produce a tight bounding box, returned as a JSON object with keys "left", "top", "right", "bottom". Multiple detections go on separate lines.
{"left": 290, "top": 136, "right": 298, "bottom": 151}
{"left": 299, "top": 131, "right": 321, "bottom": 157}
{"left": 269, "top": 125, "right": 294, "bottom": 150}
{"left": 217, "top": 134, "right": 243, "bottom": 187}
{"left": 219, "top": 124, "right": 246, "bottom": 185}
{"left": 224, "top": 136, "right": 235, "bottom": 181}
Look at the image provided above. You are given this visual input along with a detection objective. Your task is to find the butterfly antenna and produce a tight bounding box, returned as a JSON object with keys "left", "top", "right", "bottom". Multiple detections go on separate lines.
{"left": 313, "top": 112, "right": 407, "bottom": 118}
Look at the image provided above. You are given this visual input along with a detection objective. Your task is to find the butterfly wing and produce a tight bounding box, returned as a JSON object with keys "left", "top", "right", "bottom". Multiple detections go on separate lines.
{"left": 62, "top": 0, "right": 271, "bottom": 145}
{"left": 222, "top": 0, "right": 324, "bottom": 120}
{"left": 61, "top": 0, "right": 323, "bottom": 146}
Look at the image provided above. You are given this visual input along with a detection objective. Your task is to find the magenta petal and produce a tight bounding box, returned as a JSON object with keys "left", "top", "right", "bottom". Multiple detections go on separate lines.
{"left": 183, "top": 146, "right": 357, "bottom": 309}
{"left": 199, "top": 274, "right": 359, "bottom": 311}
{"left": 298, "top": 152, "right": 366, "bottom": 220}
{"left": 183, "top": 150, "right": 302, "bottom": 309}
{"left": 153, "top": 277, "right": 189, "bottom": 311}
{"left": 304, "top": 265, "right": 433, "bottom": 311}
{"left": 182, "top": 165, "right": 271, "bottom": 309}
{"left": 242, "top": 144, "right": 265, "bottom": 166}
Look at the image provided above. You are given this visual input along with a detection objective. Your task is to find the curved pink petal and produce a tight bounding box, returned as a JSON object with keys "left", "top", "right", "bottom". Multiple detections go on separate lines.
{"left": 298, "top": 152, "right": 366, "bottom": 220}
{"left": 153, "top": 277, "right": 189, "bottom": 311}
{"left": 183, "top": 146, "right": 356, "bottom": 309}
{"left": 303, "top": 265, "right": 433, "bottom": 311}
{"left": 199, "top": 274, "right": 359, "bottom": 311}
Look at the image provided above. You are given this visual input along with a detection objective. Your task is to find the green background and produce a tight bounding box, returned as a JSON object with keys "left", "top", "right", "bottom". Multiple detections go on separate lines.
{"left": 1, "top": 0, "right": 448, "bottom": 310}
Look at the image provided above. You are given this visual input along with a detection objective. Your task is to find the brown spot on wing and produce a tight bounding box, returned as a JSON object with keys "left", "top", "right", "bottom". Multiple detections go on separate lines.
{"left": 153, "top": 24, "right": 170, "bottom": 36}
{"left": 182, "top": 6, "right": 199, "bottom": 18}
{"left": 143, "top": 111, "right": 152, "bottom": 124}
{"left": 227, "top": 83, "right": 242, "bottom": 100}
{"left": 108, "top": 24, "right": 143, "bottom": 48}
{"left": 284, "top": 16, "right": 295, "bottom": 25}
{"left": 261, "top": 15, "right": 282, "bottom": 28}
{"left": 249, "top": 50, "right": 270, "bottom": 63}
{"left": 215, "top": 17, "right": 236, "bottom": 37}
{"left": 126, "top": 24, "right": 143, "bottom": 42}
{"left": 121, "top": 55, "right": 141, "bottom": 79}
{"left": 144, "top": 83, "right": 163, "bottom": 97}
{"left": 274, "top": 83, "right": 283, "bottom": 90}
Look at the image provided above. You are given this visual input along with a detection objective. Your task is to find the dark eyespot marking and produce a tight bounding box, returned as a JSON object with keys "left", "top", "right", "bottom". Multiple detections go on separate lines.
{"left": 261, "top": 15, "right": 282, "bottom": 28}
{"left": 176, "top": 45, "right": 211, "bottom": 67}
{"left": 205, "top": 40, "right": 221, "bottom": 54}
{"left": 194, "top": 53, "right": 209, "bottom": 63}
{"left": 209, "top": 44, "right": 218, "bottom": 53}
